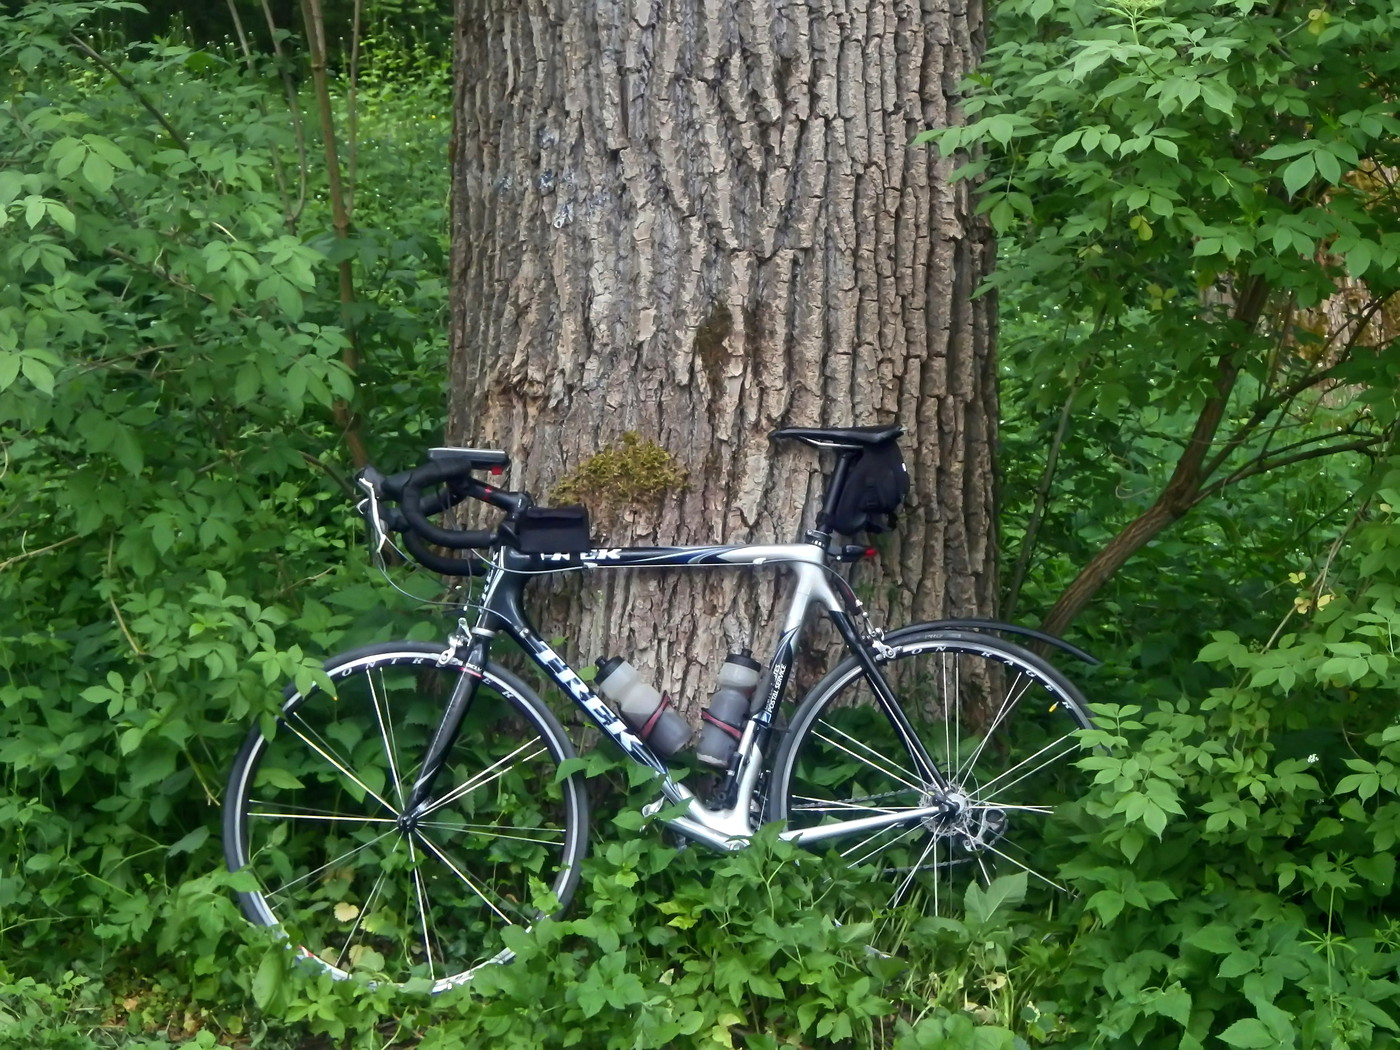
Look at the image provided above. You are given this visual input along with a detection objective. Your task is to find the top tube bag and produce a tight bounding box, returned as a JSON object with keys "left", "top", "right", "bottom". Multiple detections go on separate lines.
{"left": 827, "top": 442, "right": 910, "bottom": 536}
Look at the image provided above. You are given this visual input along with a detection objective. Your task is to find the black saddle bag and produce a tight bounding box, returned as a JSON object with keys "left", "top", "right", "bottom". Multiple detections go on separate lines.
{"left": 827, "top": 443, "right": 910, "bottom": 536}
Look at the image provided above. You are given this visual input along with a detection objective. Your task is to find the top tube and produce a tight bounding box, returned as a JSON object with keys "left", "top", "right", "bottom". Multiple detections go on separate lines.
{"left": 497, "top": 541, "right": 837, "bottom": 574}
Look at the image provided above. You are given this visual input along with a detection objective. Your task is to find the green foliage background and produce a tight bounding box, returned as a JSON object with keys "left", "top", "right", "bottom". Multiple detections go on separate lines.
{"left": 3, "top": 0, "right": 1400, "bottom": 1047}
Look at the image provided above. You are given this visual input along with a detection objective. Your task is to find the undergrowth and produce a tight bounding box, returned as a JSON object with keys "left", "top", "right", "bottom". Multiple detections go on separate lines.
{"left": 6, "top": 2, "right": 1400, "bottom": 1048}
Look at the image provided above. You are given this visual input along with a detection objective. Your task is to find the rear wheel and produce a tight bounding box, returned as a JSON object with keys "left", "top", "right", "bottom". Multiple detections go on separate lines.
{"left": 223, "top": 642, "right": 588, "bottom": 991}
{"left": 769, "top": 628, "right": 1092, "bottom": 944}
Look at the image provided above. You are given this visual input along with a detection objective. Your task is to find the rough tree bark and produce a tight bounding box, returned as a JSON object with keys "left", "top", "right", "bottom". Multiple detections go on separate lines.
{"left": 447, "top": 0, "right": 996, "bottom": 716}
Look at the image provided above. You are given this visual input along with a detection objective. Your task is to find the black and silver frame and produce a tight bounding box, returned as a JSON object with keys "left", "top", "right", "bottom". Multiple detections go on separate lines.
{"left": 395, "top": 538, "right": 951, "bottom": 854}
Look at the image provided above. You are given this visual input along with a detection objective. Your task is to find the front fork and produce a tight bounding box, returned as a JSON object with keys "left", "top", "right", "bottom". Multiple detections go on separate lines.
{"left": 400, "top": 631, "right": 489, "bottom": 822}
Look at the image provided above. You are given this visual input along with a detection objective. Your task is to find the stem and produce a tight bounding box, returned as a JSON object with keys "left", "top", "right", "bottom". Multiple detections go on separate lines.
{"left": 348, "top": 0, "right": 362, "bottom": 217}
{"left": 299, "top": 0, "right": 370, "bottom": 469}
{"left": 226, "top": 0, "right": 293, "bottom": 221}
{"left": 1004, "top": 376, "right": 1080, "bottom": 621}
{"left": 261, "top": 0, "right": 309, "bottom": 228}
{"left": 0, "top": 535, "right": 80, "bottom": 574}
{"left": 66, "top": 34, "right": 188, "bottom": 151}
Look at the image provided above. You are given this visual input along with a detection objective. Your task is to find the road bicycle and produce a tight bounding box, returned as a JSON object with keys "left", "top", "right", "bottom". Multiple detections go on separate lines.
{"left": 221, "top": 425, "right": 1097, "bottom": 992}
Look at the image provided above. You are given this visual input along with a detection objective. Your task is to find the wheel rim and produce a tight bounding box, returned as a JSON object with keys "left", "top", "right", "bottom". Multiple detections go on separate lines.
{"left": 227, "top": 653, "right": 584, "bottom": 990}
{"left": 777, "top": 637, "right": 1091, "bottom": 936}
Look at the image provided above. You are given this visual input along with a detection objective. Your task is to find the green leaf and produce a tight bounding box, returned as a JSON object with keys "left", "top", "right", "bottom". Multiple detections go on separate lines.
{"left": 167, "top": 826, "right": 210, "bottom": 856}
{"left": 20, "top": 353, "right": 55, "bottom": 395}
{"left": 46, "top": 202, "right": 75, "bottom": 233}
{"left": 1219, "top": 1019, "right": 1277, "bottom": 1049}
{"left": 1258, "top": 141, "right": 1313, "bottom": 160}
{"left": 1355, "top": 853, "right": 1396, "bottom": 891}
{"left": 964, "top": 871, "right": 1027, "bottom": 924}
{"left": 1281, "top": 155, "right": 1316, "bottom": 197}
{"left": 0, "top": 352, "right": 24, "bottom": 391}
{"left": 982, "top": 114, "right": 1018, "bottom": 146}
{"left": 1199, "top": 79, "right": 1237, "bottom": 116}
{"left": 1148, "top": 986, "right": 1192, "bottom": 1028}
{"left": 82, "top": 151, "right": 114, "bottom": 193}
{"left": 83, "top": 134, "right": 134, "bottom": 170}
{"left": 0, "top": 171, "right": 23, "bottom": 208}
{"left": 251, "top": 950, "right": 283, "bottom": 1010}
{"left": 50, "top": 136, "right": 86, "bottom": 177}
{"left": 1345, "top": 239, "right": 1375, "bottom": 278}
{"left": 1219, "top": 951, "right": 1259, "bottom": 978}
{"left": 110, "top": 427, "right": 145, "bottom": 477}
{"left": 1186, "top": 923, "right": 1237, "bottom": 954}
{"left": 1313, "top": 148, "right": 1342, "bottom": 185}
{"left": 1087, "top": 888, "right": 1125, "bottom": 922}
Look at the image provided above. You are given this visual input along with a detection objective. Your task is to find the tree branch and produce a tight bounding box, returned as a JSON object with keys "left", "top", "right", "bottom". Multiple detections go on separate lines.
{"left": 1194, "top": 432, "right": 1389, "bottom": 506}
{"left": 66, "top": 34, "right": 188, "bottom": 152}
{"left": 1005, "top": 375, "right": 1081, "bottom": 620}
{"left": 0, "top": 535, "right": 80, "bottom": 574}
{"left": 1039, "top": 274, "right": 1274, "bottom": 637}
{"left": 261, "top": 0, "right": 310, "bottom": 228}
{"left": 300, "top": 0, "right": 370, "bottom": 469}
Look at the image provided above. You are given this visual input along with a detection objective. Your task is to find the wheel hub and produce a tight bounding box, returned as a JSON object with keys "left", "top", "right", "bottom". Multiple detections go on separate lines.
{"left": 922, "top": 786, "right": 1008, "bottom": 852}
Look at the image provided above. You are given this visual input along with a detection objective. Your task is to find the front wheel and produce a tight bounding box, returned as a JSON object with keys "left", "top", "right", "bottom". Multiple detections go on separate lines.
{"left": 222, "top": 642, "right": 589, "bottom": 991}
{"left": 768, "top": 628, "right": 1092, "bottom": 938}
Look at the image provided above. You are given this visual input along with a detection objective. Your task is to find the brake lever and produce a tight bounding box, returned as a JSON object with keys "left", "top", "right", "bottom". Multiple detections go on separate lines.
{"left": 355, "top": 474, "right": 390, "bottom": 556}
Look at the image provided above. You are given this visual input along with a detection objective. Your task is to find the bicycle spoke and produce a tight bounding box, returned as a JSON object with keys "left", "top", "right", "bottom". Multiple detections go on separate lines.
{"left": 844, "top": 819, "right": 923, "bottom": 870}
{"left": 978, "top": 839, "right": 1069, "bottom": 892}
{"left": 973, "top": 733, "right": 1080, "bottom": 801}
{"left": 334, "top": 858, "right": 395, "bottom": 971}
{"left": 418, "top": 738, "right": 547, "bottom": 819}
{"left": 956, "top": 672, "right": 1037, "bottom": 782}
{"left": 887, "top": 833, "right": 941, "bottom": 910}
{"left": 262, "top": 830, "right": 400, "bottom": 903}
{"left": 279, "top": 714, "right": 399, "bottom": 816}
{"left": 811, "top": 723, "right": 924, "bottom": 793}
{"left": 815, "top": 718, "right": 923, "bottom": 787}
{"left": 367, "top": 665, "right": 406, "bottom": 807}
{"left": 407, "top": 837, "right": 437, "bottom": 983}
{"left": 245, "top": 808, "right": 399, "bottom": 826}
{"left": 416, "top": 820, "right": 568, "bottom": 846}
{"left": 411, "top": 831, "right": 516, "bottom": 925}
{"left": 787, "top": 793, "right": 910, "bottom": 817}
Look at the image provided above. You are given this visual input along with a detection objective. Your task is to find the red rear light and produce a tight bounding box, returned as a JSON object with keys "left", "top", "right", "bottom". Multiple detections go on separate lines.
{"left": 490, "top": 465, "right": 504, "bottom": 476}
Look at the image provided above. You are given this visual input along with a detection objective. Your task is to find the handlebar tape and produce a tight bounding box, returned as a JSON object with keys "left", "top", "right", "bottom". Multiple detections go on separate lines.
{"left": 399, "top": 528, "right": 489, "bottom": 577}
{"left": 398, "top": 461, "right": 497, "bottom": 550}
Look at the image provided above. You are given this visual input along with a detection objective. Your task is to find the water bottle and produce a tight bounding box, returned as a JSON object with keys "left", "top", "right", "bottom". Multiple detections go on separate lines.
{"left": 594, "top": 657, "right": 692, "bottom": 757}
{"left": 695, "top": 650, "right": 762, "bottom": 768}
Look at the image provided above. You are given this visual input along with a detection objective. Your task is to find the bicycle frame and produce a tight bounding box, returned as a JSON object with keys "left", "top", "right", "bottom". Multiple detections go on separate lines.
{"left": 397, "top": 540, "right": 954, "bottom": 854}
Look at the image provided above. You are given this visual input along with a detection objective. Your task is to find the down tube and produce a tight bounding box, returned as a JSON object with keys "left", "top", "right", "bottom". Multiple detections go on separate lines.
{"left": 508, "top": 622, "right": 675, "bottom": 781}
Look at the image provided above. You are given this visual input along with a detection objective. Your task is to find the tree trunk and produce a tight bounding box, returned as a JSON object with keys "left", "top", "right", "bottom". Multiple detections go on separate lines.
{"left": 447, "top": 0, "right": 996, "bottom": 716}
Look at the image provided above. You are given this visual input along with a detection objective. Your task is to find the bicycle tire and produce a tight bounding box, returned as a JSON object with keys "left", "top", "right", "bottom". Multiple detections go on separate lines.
{"left": 768, "top": 627, "right": 1092, "bottom": 940}
{"left": 223, "top": 641, "right": 589, "bottom": 991}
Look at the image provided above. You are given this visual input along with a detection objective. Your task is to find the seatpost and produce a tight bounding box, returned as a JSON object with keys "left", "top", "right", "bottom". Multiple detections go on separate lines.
{"left": 813, "top": 453, "right": 854, "bottom": 537}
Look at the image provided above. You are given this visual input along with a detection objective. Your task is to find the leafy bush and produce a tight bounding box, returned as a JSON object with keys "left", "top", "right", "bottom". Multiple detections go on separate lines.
{"left": 0, "top": 2, "right": 450, "bottom": 1038}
